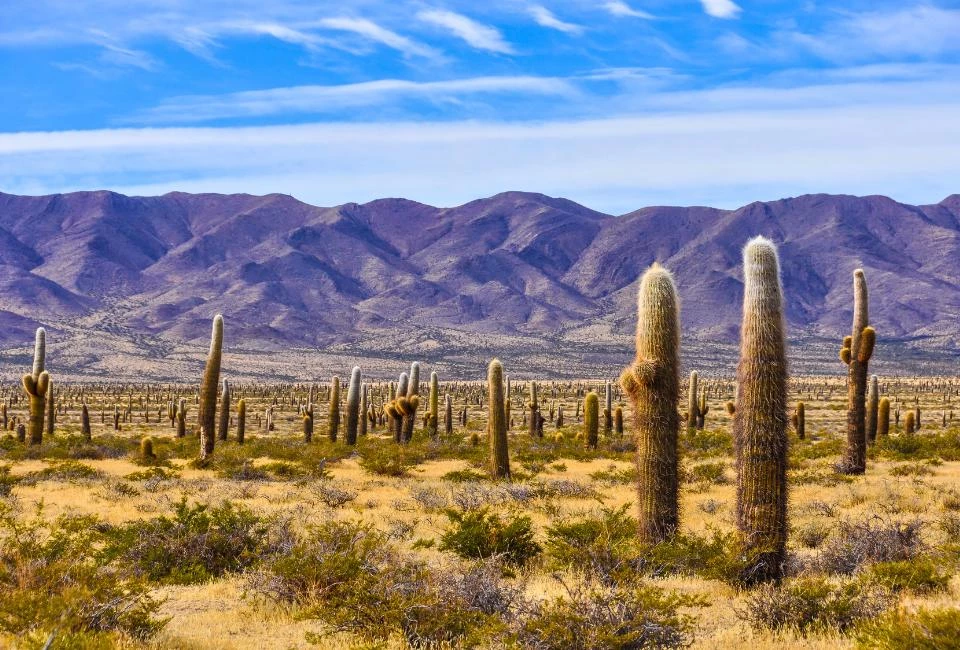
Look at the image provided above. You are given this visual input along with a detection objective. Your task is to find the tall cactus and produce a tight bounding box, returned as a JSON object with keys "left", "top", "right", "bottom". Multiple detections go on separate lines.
{"left": 176, "top": 399, "right": 187, "bottom": 438}
{"left": 359, "top": 384, "right": 368, "bottom": 438}
{"left": 619, "top": 263, "right": 680, "bottom": 545}
{"left": 22, "top": 327, "right": 48, "bottom": 445}
{"left": 328, "top": 376, "right": 340, "bottom": 442}
{"left": 839, "top": 270, "right": 875, "bottom": 474}
{"left": 428, "top": 371, "right": 439, "bottom": 437}
{"left": 866, "top": 374, "right": 879, "bottom": 444}
{"left": 487, "top": 359, "right": 510, "bottom": 480}
{"left": 687, "top": 370, "right": 699, "bottom": 434}
{"left": 345, "top": 366, "right": 362, "bottom": 445}
{"left": 584, "top": 391, "right": 599, "bottom": 449}
{"left": 218, "top": 379, "right": 230, "bottom": 441}
{"left": 45, "top": 378, "right": 55, "bottom": 438}
{"left": 877, "top": 397, "right": 890, "bottom": 438}
{"left": 400, "top": 362, "right": 420, "bottom": 443}
{"left": 445, "top": 394, "right": 453, "bottom": 435}
{"left": 528, "top": 382, "right": 539, "bottom": 437}
{"left": 199, "top": 314, "right": 223, "bottom": 461}
{"left": 81, "top": 402, "right": 91, "bottom": 441}
{"left": 733, "top": 237, "right": 788, "bottom": 584}
{"left": 793, "top": 401, "right": 805, "bottom": 440}
{"left": 603, "top": 381, "right": 613, "bottom": 434}
{"left": 32, "top": 326, "right": 45, "bottom": 379}
{"left": 237, "top": 398, "right": 246, "bottom": 444}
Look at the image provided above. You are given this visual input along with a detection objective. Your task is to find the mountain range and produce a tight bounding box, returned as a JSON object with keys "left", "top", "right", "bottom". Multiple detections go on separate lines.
{"left": 0, "top": 189, "right": 958, "bottom": 379}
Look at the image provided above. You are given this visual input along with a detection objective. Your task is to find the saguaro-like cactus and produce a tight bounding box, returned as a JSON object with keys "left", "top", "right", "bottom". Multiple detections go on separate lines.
{"left": 237, "top": 399, "right": 246, "bottom": 444}
{"left": 793, "top": 401, "right": 805, "bottom": 440}
{"left": 359, "top": 384, "right": 368, "bottom": 438}
{"left": 199, "top": 315, "right": 223, "bottom": 460}
{"left": 905, "top": 410, "right": 916, "bottom": 435}
{"left": 22, "top": 371, "right": 50, "bottom": 446}
{"left": 445, "top": 394, "right": 453, "bottom": 435}
{"left": 328, "top": 376, "right": 340, "bottom": 442}
{"left": 866, "top": 375, "right": 879, "bottom": 444}
{"left": 696, "top": 389, "right": 710, "bottom": 430}
{"left": 487, "top": 359, "right": 510, "bottom": 480}
{"left": 45, "top": 379, "right": 55, "bottom": 438}
{"left": 81, "top": 402, "right": 91, "bottom": 441}
{"left": 687, "top": 371, "right": 699, "bottom": 434}
{"left": 428, "top": 372, "right": 439, "bottom": 437}
{"left": 176, "top": 399, "right": 187, "bottom": 438}
{"left": 218, "top": 379, "right": 230, "bottom": 441}
{"left": 584, "top": 391, "right": 599, "bottom": 449}
{"left": 603, "top": 382, "right": 613, "bottom": 434}
{"left": 303, "top": 409, "right": 314, "bottom": 443}
{"left": 528, "top": 382, "right": 539, "bottom": 437}
{"left": 614, "top": 406, "right": 624, "bottom": 436}
{"left": 839, "top": 271, "right": 875, "bottom": 474}
{"left": 345, "top": 366, "right": 362, "bottom": 445}
{"left": 733, "top": 237, "right": 788, "bottom": 584}
{"left": 619, "top": 263, "right": 680, "bottom": 545}
{"left": 877, "top": 397, "right": 890, "bottom": 438}
{"left": 401, "top": 362, "right": 420, "bottom": 443}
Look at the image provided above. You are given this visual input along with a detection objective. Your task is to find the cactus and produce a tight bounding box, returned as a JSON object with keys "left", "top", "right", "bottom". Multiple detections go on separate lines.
{"left": 687, "top": 370, "right": 699, "bottom": 434}
{"left": 584, "top": 391, "right": 599, "bottom": 449}
{"left": 140, "top": 436, "right": 155, "bottom": 460}
{"left": 359, "top": 384, "right": 368, "bottom": 438}
{"left": 218, "top": 379, "right": 230, "bottom": 441}
{"left": 914, "top": 404, "right": 921, "bottom": 430}
{"left": 866, "top": 375, "right": 879, "bottom": 444}
{"left": 176, "top": 399, "right": 187, "bottom": 438}
{"left": 45, "top": 378, "right": 55, "bottom": 438}
{"left": 199, "top": 314, "right": 223, "bottom": 461}
{"left": 399, "top": 362, "right": 420, "bottom": 443}
{"left": 839, "top": 270, "right": 874, "bottom": 474}
{"left": 614, "top": 406, "right": 624, "bottom": 435}
{"left": 528, "top": 382, "right": 539, "bottom": 437}
{"left": 31, "top": 326, "right": 45, "bottom": 379}
{"left": 345, "top": 366, "right": 362, "bottom": 445}
{"left": 487, "top": 359, "right": 510, "bottom": 480}
{"left": 905, "top": 410, "right": 916, "bottom": 435}
{"left": 237, "top": 399, "right": 246, "bottom": 444}
{"left": 619, "top": 263, "right": 680, "bottom": 545}
{"left": 603, "top": 381, "right": 613, "bottom": 434}
{"left": 697, "top": 389, "right": 710, "bottom": 430}
{"left": 328, "top": 376, "right": 340, "bottom": 442}
{"left": 877, "top": 397, "right": 890, "bottom": 438}
{"left": 303, "top": 409, "right": 314, "bottom": 443}
{"left": 794, "top": 401, "right": 805, "bottom": 440}
{"left": 733, "top": 237, "right": 788, "bottom": 584}
{"left": 22, "top": 371, "right": 50, "bottom": 446}
{"left": 445, "top": 394, "right": 453, "bottom": 435}
{"left": 428, "top": 371, "right": 439, "bottom": 437}
{"left": 16, "top": 423, "right": 26, "bottom": 443}
{"left": 81, "top": 402, "right": 91, "bottom": 441}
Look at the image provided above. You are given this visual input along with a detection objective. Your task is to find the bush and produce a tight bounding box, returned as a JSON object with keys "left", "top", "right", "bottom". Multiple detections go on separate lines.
{"left": 107, "top": 497, "right": 284, "bottom": 584}
{"left": 248, "top": 520, "right": 510, "bottom": 647}
{"left": 19, "top": 459, "right": 104, "bottom": 485}
{"left": 439, "top": 507, "right": 541, "bottom": 569}
{"left": 795, "top": 521, "right": 831, "bottom": 549}
{"left": 687, "top": 461, "right": 728, "bottom": 485}
{"left": 544, "top": 504, "right": 636, "bottom": 581}
{"left": 517, "top": 581, "right": 702, "bottom": 649}
{"left": 817, "top": 517, "right": 925, "bottom": 575}
{"left": 855, "top": 607, "right": 960, "bottom": 649}
{"left": 358, "top": 446, "right": 422, "bottom": 477}
{"left": 639, "top": 530, "right": 744, "bottom": 582}
{"left": 738, "top": 577, "right": 893, "bottom": 633}
{"left": 0, "top": 465, "right": 16, "bottom": 497}
{"left": 0, "top": 501, "right": 165, "bottom": 644}
{"left": 863, "top": 558, "right": 951, "bottom": 594}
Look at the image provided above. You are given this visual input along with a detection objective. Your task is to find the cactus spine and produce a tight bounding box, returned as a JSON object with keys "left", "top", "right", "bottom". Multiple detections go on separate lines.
{"left": 866, "top": 374, "right": 879, "bottom": 444}
{"left": 487, "top": 359, "right": 510, "bottom": 480}
{"left": 428, "top": 372, "right": 439, "bottom": 437}
{"left": 877, "top": 397, "right": 890, "bottom": 438}
{"left": 218, "top": 379, "right": 230, "bottom": 441}
{"left": 328, "top": 376, "right": 340, "bottom": 442}
{"left": 584, "top": 391, "right": 599, "bottom": 449}
{"left": 345, "top": 366, "right": 362, "bottom": 445}
{"left": 199, "top": 315, "right": 223, "bottom": 461}
{"left": 839, "top": 270, "right": 874, "bottom": 474}
{"left": 619, "top": 263, "right": 680, "bottom": 545}
{"left": 237, "top": 399, "right": 246, "bottom": 444}
{"left": 733, "top": 237, "right": 788, "bottom": 584}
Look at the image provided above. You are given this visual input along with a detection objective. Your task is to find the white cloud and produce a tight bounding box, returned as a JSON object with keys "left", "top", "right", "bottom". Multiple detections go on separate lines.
{"left": 602, "top": 1, "right": 655, "bottom": 19}
{"left": 133, "top": 76, "right": 578, "bottom": 123}
{"left": 315, "top": 17, "right": 439, "bottom": 58}
{"left": 529, "top": 6, "right": 583, "bottom": 34}
{"left": 417, "top": 9, "right": 515, "bottom": 54}
{"left": 700, "top": 0, "right": 741, "bottom": 19}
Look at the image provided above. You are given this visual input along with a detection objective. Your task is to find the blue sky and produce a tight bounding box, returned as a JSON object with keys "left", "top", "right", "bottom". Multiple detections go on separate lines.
{"left": 1, "top": 0, "right": 959, "bottom": 213}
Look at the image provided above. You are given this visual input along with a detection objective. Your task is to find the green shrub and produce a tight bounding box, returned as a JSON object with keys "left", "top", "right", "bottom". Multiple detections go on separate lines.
{"left": 544, "top": 504, "right": 636, "bottom": 580}
{"left": 855, "top": 607, "right": 960, "bottom": 649}
{"left": 794, "top": 521, "right": 831, "bottom": 549}
{"left": 889, "top": 462, "right": 936, "bottom": 477}
{"left": 863, "top": 558, "right": 951, "bottom": 594}
{"left": 0, "top": 502, "right": 165, "bottom": 644}
{"left": 107, "top": 498, "right": 282, "bottom": 584}
{"left": 358, "top": 446, "right": 422, "bottom": 477}
{"left": 738, "top": 577, "right": 892, "bottom": 633}
{"left": 20, "top": 459, "right": 104, "bottom": 485}
{"left": 681, "top": 429, "right": 732, "bottom": 459}
{"left": 0, "top": 465, "right": 16, "bottom": 496}
{"left": 588, "top": 464, "right": 637, "bottom": 485}
{"left": 517, "top": 582, "right": 702, "bottom": 649}
{"left": 124, "top": 466, "right": 180, "bottom": 481}
{"left": 638, "top": 530, "right": 744, "bottom": 582}
{"left": 442, "top": 468, "right": 488, "bottom": 483}
{"left": 817, "top": 517, "right": 925, "bottom": 574}
{"left": 687, "top": 461, "right": 728, "bottom": 485}
{"left": 439, "top": 507, "right": 541, "bottom": 569}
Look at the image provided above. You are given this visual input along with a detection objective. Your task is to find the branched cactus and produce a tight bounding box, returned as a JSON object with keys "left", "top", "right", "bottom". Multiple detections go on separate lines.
{"left": 487, "top": 359, "right": 510, "bottom": 480}
{"left": 733, "top": 237, "right": 788, "bottom": 584}
{"left": 345, "top": 366, "right": 361, "bottom": 445}
{"left": 619, "top": 263, "right": 680, "bottom": 545}
{"left": 400, "top": 362, "right": 420, "bottom": 443}
{"left": 584, "top": 391, "right": 599, "bottom": 449}
{"left": 237, "top": 398, "right": 246, "bottom": 444}
{"left": 22, "top": 327, "right": 48, "bottom": 446}
{"left": 328, "top": 376, "right": 340, "bottom": 442}
{"left": 839, "top": 270, "right": 875, "bottom": 474}
{"left": 199, "top": 314, "right": 223, "bottom": 461}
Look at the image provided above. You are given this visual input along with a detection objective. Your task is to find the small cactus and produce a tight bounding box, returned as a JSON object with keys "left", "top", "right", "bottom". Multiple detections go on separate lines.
{"left": 140, "top": 436, "right": 156, "bottom": 461}
{"left": 303, "top": 409, "right": 314, "bottom": 443}
{"left": 905, "top": 410, "right": 916, "bottom": 435}
{"left": 444, "top": 394, "right": 453, "bottom": 435}
{"left": 794, "top": 401, "right": 805, "bottom": 440}
{"left": 877, "top": 397, "right": 890, "bottom": 437}
{"left": 584, "top": 391, "right": 599, "bottom": 449}
{"left": 328, "top": 376, "right": 340, "bottom": 442}
{"left": 866, "top": 375, "right": 879, "bottom": 444}
{"left": 686, "top": 370, "right": 699, "bottom": 434}
{"left": 81, "top": 402, "right": 91, "bottom": 441}
{"left": 237, "top": 399, "right": 246, "bottom": 444}
{"left": 176, "top": 399, "right": 187, "bottom": 438}
{"left": 614, "top": 406, "right": 624, "bottom": 436}
{"left": 359, "top": 384, "right": 368, "bottom": 437}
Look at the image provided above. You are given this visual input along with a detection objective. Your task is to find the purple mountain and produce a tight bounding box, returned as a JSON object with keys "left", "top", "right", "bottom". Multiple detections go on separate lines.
{"left": 0, "top": 189, "right": 958, "bottom": 377}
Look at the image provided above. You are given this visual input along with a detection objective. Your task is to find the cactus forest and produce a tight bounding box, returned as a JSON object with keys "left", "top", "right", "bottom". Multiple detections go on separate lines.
{"left": 2, "top": 236, "right": 960, "bottom": 650}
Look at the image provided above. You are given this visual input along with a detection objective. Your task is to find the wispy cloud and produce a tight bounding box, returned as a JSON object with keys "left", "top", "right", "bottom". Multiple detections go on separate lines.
{"left": 316, "top": 17, "right": 439, "bottom": 58}
{"left": 133, "top": 76, "right": 577, "bottom": 123}
{"left": 418, "top": 9, "right": 515, "bottom": 54}
{"left": 529, "top": 6, "right": 583, "bottom": 34}
{"left": 700, "top": 0, "right": 742, "bottom": 19}
{"left": 602, "top": 1, "right": 655, "bottom": 19}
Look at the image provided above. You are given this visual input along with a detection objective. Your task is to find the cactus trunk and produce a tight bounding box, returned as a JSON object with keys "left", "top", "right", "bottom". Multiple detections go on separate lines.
{"left": 487, "top": 359, "right": 510, "bottom": 480}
